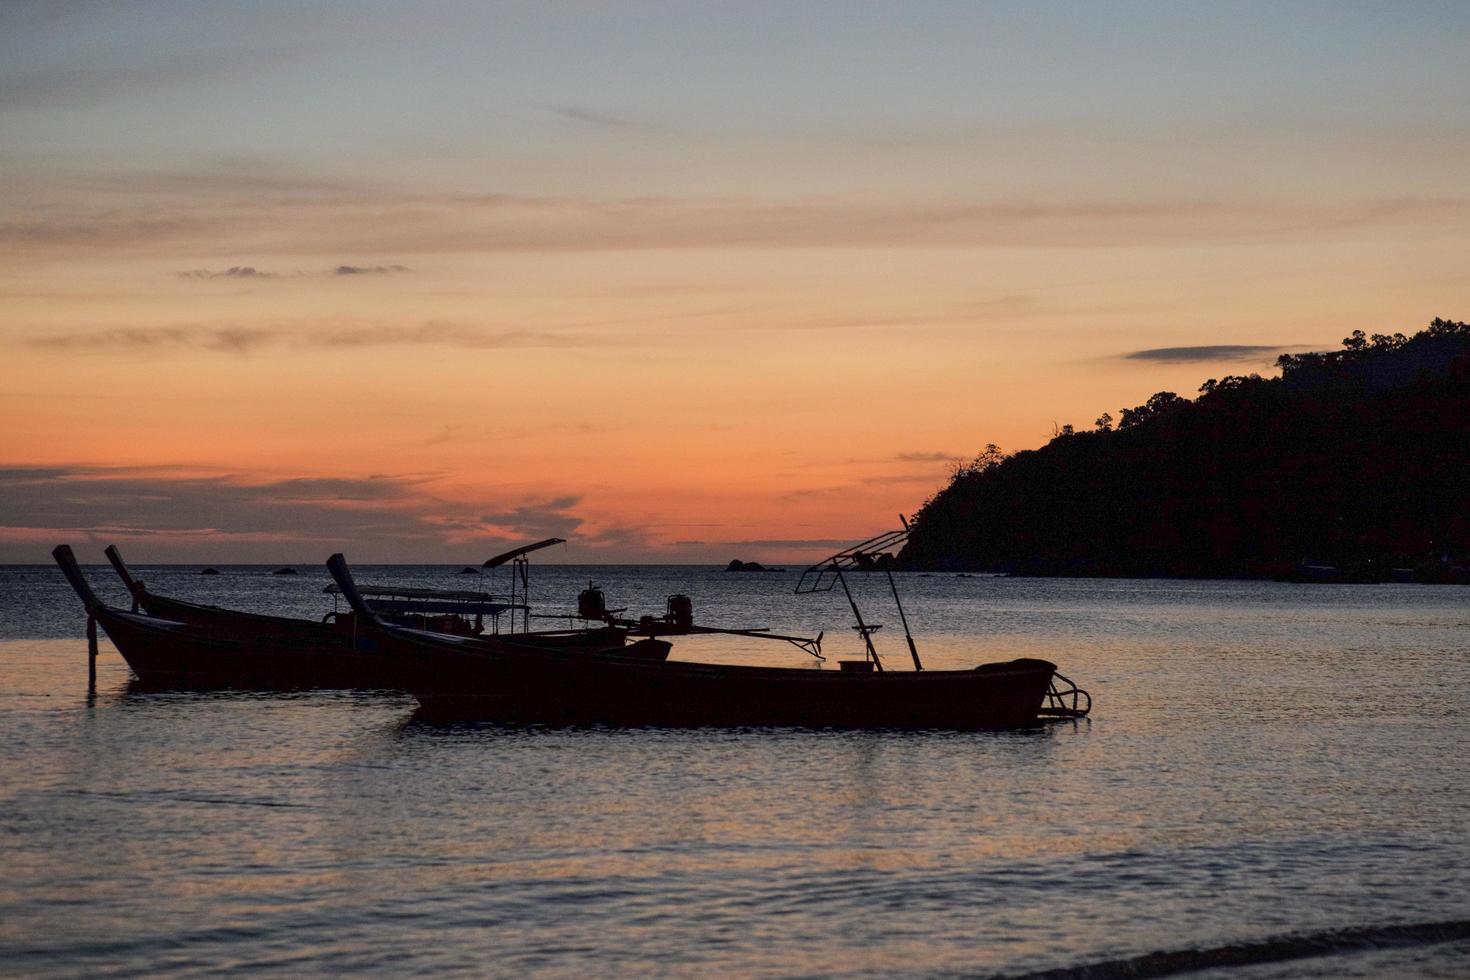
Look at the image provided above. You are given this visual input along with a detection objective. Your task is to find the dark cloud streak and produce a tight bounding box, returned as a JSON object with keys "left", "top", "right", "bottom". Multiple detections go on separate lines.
{"left": 177, "top": 266, "right": 276, "bottom": 280}
{"left": 1123, "top": 344, "right": 1296, "bottom": 363}
{"left": 175, "top": 264, "right": 409, "bottom": 280}
{"left": 0, "top": 467, "right": 425, "bottom": 537}
{"left": 334, "top": 264, "right": 408, "bottom": 276}
{"left": 0, "top": 466, "right": 601, "bottom": 562}
{"left": 480, "top": 497, "right": 584, "bottom": 538}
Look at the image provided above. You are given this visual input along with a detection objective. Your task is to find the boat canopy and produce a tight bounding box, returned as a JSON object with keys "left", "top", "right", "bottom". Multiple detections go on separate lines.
{"left": 323, "top": 583, "right": 527, "bottom": 616}
{"left": 324, "top": 584, "right": 507, "bottom": 602}
{"left": 483, "top": 537, "right": 566, "bottom": 569}
{"left": 795, "top": 527, "right": 909, "bottom": 594}
{"left": 362, "top": 598, "right": 520, "bottom": 615}
{"left": 795, "top": 525, "right": 920, "bottom": 672}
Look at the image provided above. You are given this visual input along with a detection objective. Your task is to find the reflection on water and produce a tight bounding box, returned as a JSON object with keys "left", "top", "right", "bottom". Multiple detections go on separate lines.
{"left": 1, "top": 569, "right": 1469, "bottom": 976}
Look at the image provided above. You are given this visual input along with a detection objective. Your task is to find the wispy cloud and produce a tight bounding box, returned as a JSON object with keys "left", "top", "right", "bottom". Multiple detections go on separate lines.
{"left": 543, "top": 105, "right": 669, "bottom": 132}
{"left": 8, "top": 191, "right": 1468, "bottom": 261}
{"left": 0, "top": 1, "right": 102, "bottom": 35}
{"left": 25, "top": 326, "right": 279, "bottom": 353}
{"left": 0, "top": 44, "right": 320, "bottom": 110}
{"left": 718, "top": 538, "right": 853, "bottom": 549}
{"left": 311, "top": 321, "right": 573, "bottom": 350}
{"left": 20, "top": 319, "right": 585, "bottom": 354}
{"left": 892, "top": 451, "right": 957, "bottom": 463}
{"left": 858, "top": 472, "right": 950, "bottom": 486}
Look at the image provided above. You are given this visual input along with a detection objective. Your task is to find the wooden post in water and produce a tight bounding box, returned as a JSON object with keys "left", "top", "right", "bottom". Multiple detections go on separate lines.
{"left": 86, "top": 614, "right": 98, "bottom": 688}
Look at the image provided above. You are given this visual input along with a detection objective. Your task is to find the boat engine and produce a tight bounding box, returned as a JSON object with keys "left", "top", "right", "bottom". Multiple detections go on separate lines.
{"left": 577, "top": 584, "right": 607, "bottom": 621}
{"left": 665, "top": 593, "right": 694, "bottom": 630}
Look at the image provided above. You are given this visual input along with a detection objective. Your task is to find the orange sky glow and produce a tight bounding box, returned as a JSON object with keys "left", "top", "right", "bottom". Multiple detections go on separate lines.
{"left": 3, "top": 3, "right": 1468, "bottom": 562}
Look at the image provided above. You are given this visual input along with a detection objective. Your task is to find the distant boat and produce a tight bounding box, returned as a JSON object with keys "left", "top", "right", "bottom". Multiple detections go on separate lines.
{"left": 200, "top": 567, "right": 219, "bottom": 575}
{"left": 272, "top": 567, "right": 298, "bottom": 576}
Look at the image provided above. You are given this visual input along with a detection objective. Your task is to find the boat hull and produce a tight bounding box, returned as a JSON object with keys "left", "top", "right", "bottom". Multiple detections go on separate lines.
{"left": 128, "top": 593, "right": 630, "bottom": 688}
{"left": 394, "top": 629, "right": 1057, "bottom": 729}
{"left": 97, "top": 602, "right": 638, "bottom": 691}
{"left": 93, "top": 607, "right": 403, "bottom": 690}
{"left": 140, "top": 592, "right": 346, "bottom": 640}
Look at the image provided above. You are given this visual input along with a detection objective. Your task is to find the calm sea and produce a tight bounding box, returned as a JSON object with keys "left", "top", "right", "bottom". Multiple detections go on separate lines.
{"left": 2, "top": 562, "right": 1468, "bottom": 977}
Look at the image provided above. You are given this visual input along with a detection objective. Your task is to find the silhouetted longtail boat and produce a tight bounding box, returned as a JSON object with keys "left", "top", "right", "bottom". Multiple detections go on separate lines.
{"left": 58, "top": 546, "right": 637, "bottom": 689}
{"left": 326, "top": 537, "right": 1091, "bottom": 728}
{"left": 104, "top": 543, "right": 628, "bottom": 653}
{"left": 105, "top": 543, "right": 523, "bottom": 637}
{"left": 56, "top": 545, "right": 405, "bottom": 688}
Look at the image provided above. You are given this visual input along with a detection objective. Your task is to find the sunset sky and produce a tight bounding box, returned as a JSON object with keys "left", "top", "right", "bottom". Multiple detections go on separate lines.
{"left": 3, "top": 1, "right": 1468, "bottom": 562}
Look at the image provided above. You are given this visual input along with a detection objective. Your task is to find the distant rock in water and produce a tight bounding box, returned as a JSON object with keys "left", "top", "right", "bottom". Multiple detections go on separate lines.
{"left": 272, "top": 567, "right": 298, "bottom": 576}
{"left": 200, "top": 568, "right": 219, "bottom": 575}
{"left": 726, "top": 559, "right": 784, "bottom": 572}
{"left": 460, "top": 567, "right": 479, "bottom": 575}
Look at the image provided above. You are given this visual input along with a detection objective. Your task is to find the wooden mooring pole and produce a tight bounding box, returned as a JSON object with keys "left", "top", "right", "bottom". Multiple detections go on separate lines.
{"left": 86, "top": 614, "right": 98, "bottom": 689}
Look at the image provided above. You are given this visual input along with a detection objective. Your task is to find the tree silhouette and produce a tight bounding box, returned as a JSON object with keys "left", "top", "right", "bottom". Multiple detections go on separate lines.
{"left": 1118, "top": 391, "right": 1188, "bottom": 429}
{"left": 900, "top": 319, "right": 1470, "bottom": 580}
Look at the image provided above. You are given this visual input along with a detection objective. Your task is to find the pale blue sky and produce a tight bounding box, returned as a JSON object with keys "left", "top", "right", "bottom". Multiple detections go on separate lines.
{"left": 5, "top": 1, "right": 1469, "bottom": 198}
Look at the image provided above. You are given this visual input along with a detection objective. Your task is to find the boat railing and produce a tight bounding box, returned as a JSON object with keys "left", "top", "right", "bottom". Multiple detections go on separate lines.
{"left": 1039, "top": 670, "right": 1092, "bottom": 719}
{"left": 794, "top": 527, "right": 910, "bottom": 594}
{"left": 795, "top": 525, "right": 921, "bottom": 671}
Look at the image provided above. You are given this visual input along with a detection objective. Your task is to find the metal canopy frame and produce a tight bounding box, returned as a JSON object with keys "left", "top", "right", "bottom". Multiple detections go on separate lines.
{"left": 794, "top": 523, "right": 922, "bottom": 672}
{"left": 483, "top": 537, "right": 567, "bottom": 634}
{"left": 323, "top": 582, "right": 525, "bottom": 632}
{"left": 323, "top": 584, "right": 509, "bottom": 603}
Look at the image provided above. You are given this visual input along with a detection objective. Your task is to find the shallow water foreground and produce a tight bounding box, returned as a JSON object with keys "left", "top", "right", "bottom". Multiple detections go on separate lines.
{"left": 2, "top": 567, "right": 1468, "bottom": 977}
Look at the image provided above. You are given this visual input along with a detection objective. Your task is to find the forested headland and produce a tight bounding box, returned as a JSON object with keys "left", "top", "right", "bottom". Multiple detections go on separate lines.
{"left": 898, "top": 319, "right": 1470, "bottom": 581}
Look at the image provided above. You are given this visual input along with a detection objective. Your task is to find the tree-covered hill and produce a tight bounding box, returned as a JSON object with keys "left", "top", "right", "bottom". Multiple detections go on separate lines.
{"left": 898, "top": 319, "right": 1470, "bottom": 580}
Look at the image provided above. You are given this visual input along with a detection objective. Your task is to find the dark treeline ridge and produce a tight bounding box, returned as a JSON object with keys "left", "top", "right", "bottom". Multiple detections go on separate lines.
{"left": 899, "top": 318, "right": 1470, "bottom": 581}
